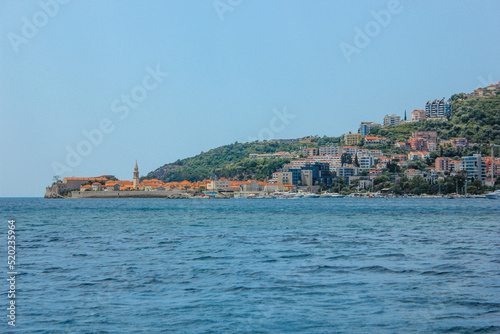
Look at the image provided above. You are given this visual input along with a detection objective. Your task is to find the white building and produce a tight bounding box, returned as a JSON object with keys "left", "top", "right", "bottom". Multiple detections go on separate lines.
{"left": 359, "top": 156, "right": 374, "bottom": 170}
{"left": 383, "top": 114, "right": 401, "bottom": 127}
{"left": 319, "top": 146, "right": 343, "bottom": 156}
{"left": 336, "top": 166, "right": 359, "bottom": 177}
{"left": 207, "top": 179, "right": 230, "bottom": 191}
{"left": 461, "top": 154, "right": 487, "bottom": 182}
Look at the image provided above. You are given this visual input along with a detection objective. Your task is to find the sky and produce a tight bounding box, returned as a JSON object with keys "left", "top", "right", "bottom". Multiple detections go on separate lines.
{"left": 0, "top": 0, "right": 499, "bottom": 197}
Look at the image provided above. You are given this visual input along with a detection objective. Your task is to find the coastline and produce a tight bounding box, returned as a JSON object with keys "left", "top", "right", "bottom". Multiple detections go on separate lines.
{"left": 56, "top": 191, "right": 489, "bottom": 199}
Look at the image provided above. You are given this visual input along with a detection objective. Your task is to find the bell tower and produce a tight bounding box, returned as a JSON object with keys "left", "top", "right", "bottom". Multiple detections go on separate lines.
{"left": 133, "top": 160, "right": 139, "bottom": 188}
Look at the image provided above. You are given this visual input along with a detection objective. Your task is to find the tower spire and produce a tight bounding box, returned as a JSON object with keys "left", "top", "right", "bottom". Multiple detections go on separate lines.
{"left": 133, "top": 160, "right": 139, "bottom": 188}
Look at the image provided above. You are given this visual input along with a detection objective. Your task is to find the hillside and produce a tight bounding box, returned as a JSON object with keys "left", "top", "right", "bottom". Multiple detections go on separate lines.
{"left": 371, "top": 91, "right": 500, "bottom": 144}
{"left": 147, "top": 89, "right": 499, "bottom": 182}
{"left": 146, "top": 137, "right": 341, "bottom": 182}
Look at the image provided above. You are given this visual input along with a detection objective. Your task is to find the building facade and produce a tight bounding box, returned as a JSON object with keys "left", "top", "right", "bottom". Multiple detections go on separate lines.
{"left": 451, "top": 137, "right": 468, "bottom": 149}
{"left": 302, "top": 147, "right": 318, "bottom": 157}
{"left": 425, "top": 99, "right": 451, "bottom": 118}
{"left": 358, "top": 122, "right": 381, "bottom": 136}
{"left": 345, "top": 133, "right": 362, "bottom": 145}
{"left": 364, "top": 136, "right": 387, "bottom": 145}
{"left": 319, "top": 146, "right": 342, "bottom": 156}
{"left": 411, "top": 109, "right": 427, "bottom": 121}
{"left": 408, "top": 137, "right": 428, "bottom": 151}
{"left": 435, "top": 157, "right": 451, "bottom": 172}
{"left": 412, "top": 131, "right": 437, "bottom": 143}
{"left": 383, "top": 114, "right": 401, "bottom": 127}
{"left": 461, "top": 154, "right": 487, "bottom": 182}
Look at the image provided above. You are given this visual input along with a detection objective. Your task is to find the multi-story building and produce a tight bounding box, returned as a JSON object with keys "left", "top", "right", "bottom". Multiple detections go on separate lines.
{"left": 394, "top": 142, "right": 410, "bottom": 150}
{"left": 345, "top": 133, "right": 362, "bottom": 145}
{"left": 383, "top": 114, "right": 401, "bottom": 127}
{"left": 302, "top": 147, "right": 318, "bottom": 157}
{"left": 275, "top": 171, "right": 293, "bottom": 186}
{"left": 392, "top": 154, "right": 408, "bottom": 162}
{"left": 281, "top": 161, "right": 333, "bottom": 187}
{"left": 343, "top": 146, "right": 358, "bottom": 155}
{"left": 408, "top": 151, "right": 430, "bottom": 160}
{"left": 408, "top": 137, "right": 428, "bottom": 151}
{"left": 461, "top": 154, "right": 487, "bottom": 182}
{"left": 364, "top": 136, "right": 387, "bottom": 145}
{"left": 359, "top": 156, "right": 374, "bottom": 170}
{"left": 435, "top": 157, "right": 451, "bottom": 172}
{"left": 207, "top": 178, "right": 231, "bottom": 191}
{"left": 356, "top": 148, "right": 370, "bottom": 157}
{"left": 426, "top": 142, "right": 438, "bottom": 152}
{"left": 425, "top": 99, "right": 451, "bottom": 118}
{"left": 411, "top": 109, "right": 427, "bottom": 121}
{"left": 358, "top": 122, "right": 381, "bottom": 136}
{"left": 369, "top": 149, "right": 383, "bottom": 157}
{"left": 240, "top": 180, "right": 261, "bottom": 192}
{"left": 319, "top": 146, "right": 342, "bottom": 156}
{"left": 412, "top": 131, "right": 437, "bottom": 143}
{"left": 336, "top": 166, "right": 359, "bottom": 178}
{"left": 451, "top": 137, "right": 468, "bottom": 149}
{"left": 450, "top": 160, "right": 462, "bottom": 172}
{"left": 483, "top": 157, "right": 500, "bottom": 180}
{"left": 467, "top": 82, "right": 499, "bottom": 99}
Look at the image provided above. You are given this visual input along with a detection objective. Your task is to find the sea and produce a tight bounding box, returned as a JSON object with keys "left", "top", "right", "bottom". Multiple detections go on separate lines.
{"left": 0, "top": 197, "right": 499, "bottom": 333}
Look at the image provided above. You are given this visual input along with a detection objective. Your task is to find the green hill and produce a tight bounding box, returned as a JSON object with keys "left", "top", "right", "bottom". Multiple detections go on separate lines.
{"left": 145, "top": 137, "right": 341, "bottom": 182}
{"left": 147, "top": 88, "right": 499, "bottom": 182}
{"left": 371, "top": 91, "right": 500, "bottom": 144}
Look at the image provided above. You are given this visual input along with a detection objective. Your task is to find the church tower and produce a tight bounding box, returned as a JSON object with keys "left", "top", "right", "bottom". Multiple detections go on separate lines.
{"left": 133, "top": 160, "right": 139, "bottom": 188}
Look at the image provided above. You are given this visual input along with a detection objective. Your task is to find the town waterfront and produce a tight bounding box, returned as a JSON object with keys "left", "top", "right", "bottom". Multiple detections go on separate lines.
{"left": 1, "top": 198, "right": 499, "bottom": 333}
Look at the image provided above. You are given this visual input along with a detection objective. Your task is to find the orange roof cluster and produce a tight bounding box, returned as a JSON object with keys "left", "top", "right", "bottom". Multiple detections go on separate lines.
{"left": 66, "top": 177, "right": 108, "bottom": 181}
{"left": 365, "top": 136, "right": 385, "bottom": 140}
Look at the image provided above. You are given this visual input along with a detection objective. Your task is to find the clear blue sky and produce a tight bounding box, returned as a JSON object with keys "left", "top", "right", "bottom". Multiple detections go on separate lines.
{"left": 1, "top": 0, "right": 499, "bottom": 197}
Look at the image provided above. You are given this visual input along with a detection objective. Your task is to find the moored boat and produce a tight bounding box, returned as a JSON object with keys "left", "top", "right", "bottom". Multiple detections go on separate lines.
{"left": 485, "top": 190, "right": 500, "bottom": 199}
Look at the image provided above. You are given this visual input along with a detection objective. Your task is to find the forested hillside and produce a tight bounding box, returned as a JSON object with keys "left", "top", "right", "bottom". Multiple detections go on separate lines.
{"left": 147, "top": 89, "right": 499, "bottom": 182}
{"left": 145, "top": 138, "right": 341, "bottom": 181}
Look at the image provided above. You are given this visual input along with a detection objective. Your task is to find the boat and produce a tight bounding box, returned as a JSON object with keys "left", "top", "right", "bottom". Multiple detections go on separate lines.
{"left": 320, "top": 193, "right": 345, "bottom": 198}
{"left": 303, "top": 193, "right": 320, "bottom": 198}
{"left": 485, "top": 190, "right": 500, "bottom": 199}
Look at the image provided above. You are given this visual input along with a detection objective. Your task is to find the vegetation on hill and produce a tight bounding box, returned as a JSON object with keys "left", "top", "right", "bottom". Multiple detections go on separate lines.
{"left": 147, "top": 88, "right": 499, "bottom": 186}
{"left": 146, "top": 139, "right": 339, "bottom": 182}
{"left": 371, "top": 91, "right": 500, "bottom": 144}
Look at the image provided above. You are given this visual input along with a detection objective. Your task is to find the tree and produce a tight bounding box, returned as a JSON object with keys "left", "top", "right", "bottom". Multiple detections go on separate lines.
{"left": 374, "top": 175, "right": 390, "bottom": 185}
{"left": 341, "top": 153, "right": 352, "bottom": 167}
{"left": 409, "top": 175, "right": 430, "bottom": 194}
{"left": 354, "top": 154, "right": 360, "bottom": 167}
{"left": 386, "top": 162, "right": 400, "bottom": 173}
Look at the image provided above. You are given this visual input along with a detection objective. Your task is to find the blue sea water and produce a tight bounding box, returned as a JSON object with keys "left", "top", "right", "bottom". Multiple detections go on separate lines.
{"left": 0, "top": 198, "right": 499, "bottom": 333}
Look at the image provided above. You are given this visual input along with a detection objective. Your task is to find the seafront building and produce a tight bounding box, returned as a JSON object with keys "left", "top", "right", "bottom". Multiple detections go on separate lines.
{"left": 461, "top": 154, "right": 487, "bottom": 181}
